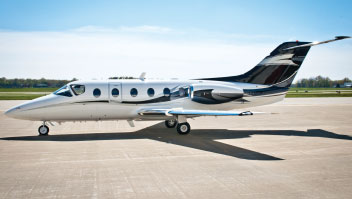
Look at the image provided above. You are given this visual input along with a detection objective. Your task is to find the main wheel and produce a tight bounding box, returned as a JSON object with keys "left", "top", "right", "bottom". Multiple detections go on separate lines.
{"left": 176, "top": 122, "right": 191, "bottom": 135}
{"left": 165, "top": 119, "right": 177, "bottom": 128}
{"left": 38, "top": 125, "right": 49, "bottom": 136}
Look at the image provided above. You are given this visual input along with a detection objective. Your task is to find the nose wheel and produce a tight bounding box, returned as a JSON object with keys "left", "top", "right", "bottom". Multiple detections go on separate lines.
{"left": 38, "top": 122, "right": 49, "bottom": 136}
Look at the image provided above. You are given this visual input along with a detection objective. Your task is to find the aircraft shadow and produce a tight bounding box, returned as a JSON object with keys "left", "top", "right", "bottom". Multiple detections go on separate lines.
{"left": 2, "top": 122, "right": 351, "bottom": 161}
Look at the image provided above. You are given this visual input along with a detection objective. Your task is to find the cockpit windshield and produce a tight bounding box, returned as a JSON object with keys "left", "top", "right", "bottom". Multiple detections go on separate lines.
{"left": 70, "top": 84, "right": 85, "bottom": 95}
{"left": 53, "top": 85, "right": 73, "bottom": 97}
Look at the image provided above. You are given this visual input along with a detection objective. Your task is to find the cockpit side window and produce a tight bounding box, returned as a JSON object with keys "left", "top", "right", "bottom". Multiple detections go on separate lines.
{"left": 53, "top": 85, "right": 73, "bottom": 97}
{"left": 70, "top": 84, "right": 85, "bottom": 96}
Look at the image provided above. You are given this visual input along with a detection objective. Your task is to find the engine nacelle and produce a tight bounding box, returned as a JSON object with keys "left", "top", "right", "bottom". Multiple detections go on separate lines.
{"left": 190, "top": 84, "right": 243, "bottom": 104}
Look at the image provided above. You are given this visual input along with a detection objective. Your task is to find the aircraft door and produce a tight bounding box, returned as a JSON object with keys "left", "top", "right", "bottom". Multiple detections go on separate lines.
{"left": 109, "top": 82, "right": 122, "bottom": 102}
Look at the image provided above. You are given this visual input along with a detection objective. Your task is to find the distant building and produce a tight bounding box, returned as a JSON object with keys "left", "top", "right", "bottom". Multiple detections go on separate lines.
{"left": 334, "top": 82, "right": 352, "bottom": 88}
{"left": 34, "top": 83, "right": 48, "bottom": 88}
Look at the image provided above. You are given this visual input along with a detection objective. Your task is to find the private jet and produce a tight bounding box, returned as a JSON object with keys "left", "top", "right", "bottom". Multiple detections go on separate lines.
{"left": 5, "top": 36, "right": 350, "bottom": 135}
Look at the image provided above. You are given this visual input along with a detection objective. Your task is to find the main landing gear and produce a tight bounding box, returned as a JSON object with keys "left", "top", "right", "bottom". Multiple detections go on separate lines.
{"left": 165, "top": 116, "right": 191, "bottom": 135}
{"left": 38, "top": 121, "right": 49, "bottom": 136}
{"left": 165, "top": 119, "right": 177, "bottom": 128}
{"left": 176, "top": 122, "right": 190, "bottom": 135}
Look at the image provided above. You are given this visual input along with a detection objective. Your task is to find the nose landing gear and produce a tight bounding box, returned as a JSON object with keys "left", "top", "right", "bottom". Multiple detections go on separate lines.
{"left": 38, "top": 121, "right": 49, "bottom": 136}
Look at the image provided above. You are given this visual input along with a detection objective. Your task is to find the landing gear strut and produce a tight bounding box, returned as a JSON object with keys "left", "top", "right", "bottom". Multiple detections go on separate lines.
{"left": 165, "top": 119, "right": 177, "bottom": 128}
{"left": 38, "top": 121, "right": 49, "bottom": 136}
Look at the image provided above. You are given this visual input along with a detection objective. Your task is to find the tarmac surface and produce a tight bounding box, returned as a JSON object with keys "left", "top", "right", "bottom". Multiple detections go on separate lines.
{"left": 0, "top": 98, "right": 352, "bottom": 199}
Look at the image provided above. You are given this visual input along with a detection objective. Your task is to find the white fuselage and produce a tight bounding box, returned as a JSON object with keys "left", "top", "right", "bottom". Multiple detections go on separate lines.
{"left": 5, "top": 79, "right": 286, "bottom": 122}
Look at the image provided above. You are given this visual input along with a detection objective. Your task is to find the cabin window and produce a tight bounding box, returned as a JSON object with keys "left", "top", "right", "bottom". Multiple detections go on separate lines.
{"left": 130, "top": 88, "right": 138, "bottom": 97}
{"left": 163, "top": 88, "right": 170, "bottom": 97}
{"left": 54, "top": 85, "right": 72, "bottom": 97}
{"left": 111, "top": 88, "right": 119, "bottom": 97}
{"left": 147, "top": 88, "right": 155, "bottom": 97}
{"left": 93, "top": 88, "right": 101, "bottom": 98}
{"left": 70, "top": 84, "right": 85, "bottom": 95}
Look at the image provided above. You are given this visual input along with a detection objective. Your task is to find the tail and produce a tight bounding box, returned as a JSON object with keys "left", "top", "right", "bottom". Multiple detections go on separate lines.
{"left": 199, "top": 36, "right": 350, "bottom": 87}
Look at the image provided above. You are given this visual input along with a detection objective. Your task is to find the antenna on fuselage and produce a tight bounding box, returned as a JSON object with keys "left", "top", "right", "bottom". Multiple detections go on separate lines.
{"left": 139, "top": 72, "right": 146, "bottom": 81}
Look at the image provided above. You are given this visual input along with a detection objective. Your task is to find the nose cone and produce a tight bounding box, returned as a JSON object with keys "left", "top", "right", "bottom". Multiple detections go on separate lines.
{"left": 4, "top": 106, "right": 22, "bottom": 119}
{"left": 4, "top": 94, "right": 60, "bottom": 120}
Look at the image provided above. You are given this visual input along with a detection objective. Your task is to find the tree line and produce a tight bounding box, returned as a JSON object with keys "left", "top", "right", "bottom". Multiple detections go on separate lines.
{"left": 0, "top": 77, "right": 136, "bottom": 88}
{"left": 292, "top": 76, "right": 351, "bottom": 88}
{"left": 0, "top": 77, "right": 77, "bottom": 88}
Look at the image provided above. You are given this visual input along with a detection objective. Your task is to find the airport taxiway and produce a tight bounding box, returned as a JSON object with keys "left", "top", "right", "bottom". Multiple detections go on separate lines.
{"left": 0, "top": 98, "right": 351, "bottom": 198}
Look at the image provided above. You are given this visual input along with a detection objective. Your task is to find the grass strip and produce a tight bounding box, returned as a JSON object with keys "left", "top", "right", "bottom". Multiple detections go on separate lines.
{"left": 0, "top": 94, "right": 46, "bottom": 100}
{"left": 289, "top": 87, "right": 352, "bottom": 91}
{"left": 0, "top": 88, "right": 58, "bottom": 92}
{"left": 286, "top": 93, "right": 352, "bottom": 98}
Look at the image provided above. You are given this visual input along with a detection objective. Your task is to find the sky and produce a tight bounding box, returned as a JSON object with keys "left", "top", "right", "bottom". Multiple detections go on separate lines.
{"left": 0, "top": 0, "right": 351, "bottom": 81}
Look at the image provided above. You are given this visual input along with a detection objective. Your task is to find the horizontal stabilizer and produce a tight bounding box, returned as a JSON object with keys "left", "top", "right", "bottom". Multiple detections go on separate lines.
{"left": 284, "top": 36, "right": 351, "bottom": 50}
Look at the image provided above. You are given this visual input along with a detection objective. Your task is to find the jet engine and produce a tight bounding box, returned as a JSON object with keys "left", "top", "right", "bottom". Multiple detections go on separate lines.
{"left": 190, "top": 84, "right": 243, "bottom": 104}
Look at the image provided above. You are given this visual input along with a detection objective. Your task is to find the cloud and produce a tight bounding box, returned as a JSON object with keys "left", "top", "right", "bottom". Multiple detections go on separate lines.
{"left": 71, "top": 26, "right": 117, "bottom": 33}
{"left": 0, "top": 26, "right": 351, "bottom": 81}
{"left": 119, "top": 25, "right": 173, "bottom": 34}
{"left": 71, "top": 25, "right": 175, "bottom": 34}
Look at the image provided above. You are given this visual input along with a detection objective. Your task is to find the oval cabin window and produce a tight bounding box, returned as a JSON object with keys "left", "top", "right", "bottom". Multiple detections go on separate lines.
{"left": 147, "top": 88, "right": 155, "bottom": 97}
{"left": 163, "top": 88, "right": 170, "bottom": 97}
{"left": 93, "top": 88, "right": 101, "bottom": 98}
{"left": 130, "top": 88, "right": 138, "bottom": 97}
{"left": 111, "top": 88, "right": 119, "bottom": 97}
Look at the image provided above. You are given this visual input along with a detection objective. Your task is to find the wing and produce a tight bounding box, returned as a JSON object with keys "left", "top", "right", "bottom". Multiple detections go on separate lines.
{"left": 138, "top": 108, "right": 264, "bottom": 117}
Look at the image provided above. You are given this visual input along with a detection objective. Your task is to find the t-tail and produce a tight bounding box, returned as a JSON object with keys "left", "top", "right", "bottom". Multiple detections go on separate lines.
{"left": 200, "top": 36, "right": 350, "bottom": 88}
